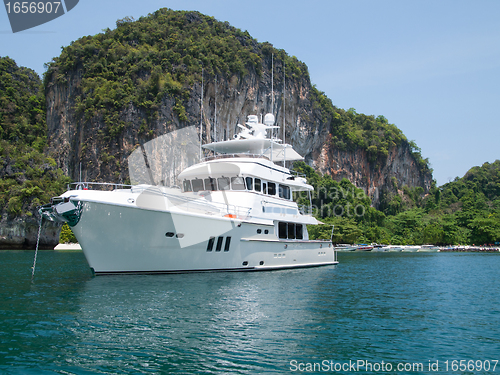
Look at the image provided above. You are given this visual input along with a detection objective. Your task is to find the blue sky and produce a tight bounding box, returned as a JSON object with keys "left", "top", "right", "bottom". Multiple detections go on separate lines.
{"left": 2, "top": 0, "right": 499, "bottom": 186}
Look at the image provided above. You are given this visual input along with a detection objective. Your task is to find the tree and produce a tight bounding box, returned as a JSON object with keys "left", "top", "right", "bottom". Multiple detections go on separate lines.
{"left": 469, "top": 216, "right": 500, "bottom": 245}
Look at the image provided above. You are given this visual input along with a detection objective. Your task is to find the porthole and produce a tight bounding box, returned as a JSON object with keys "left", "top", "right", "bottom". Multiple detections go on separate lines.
{"left": 257, "top": 229, "right": 262, "bottom": 234}
{"left": 259, "top": 261, "right": 264, "bottom": 265}
{"left": 242, "top": 261, "right": 248, "bottom": 266}
{"left": 176, "top": 233, "right": 184, "bottom": 238}
{"left": 264, "top": 229, "right": 269, "bottom": 234}
{"left": 165, "top": 232, "right": 175, "bottom": 238}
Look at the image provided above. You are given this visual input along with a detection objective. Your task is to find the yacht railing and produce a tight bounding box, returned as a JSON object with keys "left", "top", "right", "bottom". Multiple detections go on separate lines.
{"left": 68, "top": 182, "right": 133, "bottom": 191}
{"left": 67, "top": 182, "right": 251, "bottom": 220}
{"left": 160, "top": 189, "right": 252, "bottom": 219}
{"left": 202, "top": 153, "right": 270, "bottom": 162}
{"left": 298, "top": 204, "right": 313, "bottom": 216}
{"left": 290, "top": 169, "right": 306, "bottom": 178}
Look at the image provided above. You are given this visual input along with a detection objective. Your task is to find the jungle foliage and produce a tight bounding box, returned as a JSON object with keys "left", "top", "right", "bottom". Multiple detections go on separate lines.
{"left": 59, "top": 223, "right": 78, "bottom": 243}
{"left": 44, "top": 9, "right": 307, "bottom": 141}
{"left": 298, "top": 160, "right": 500, "bottom": 246}
{"left": 0, "top": 57, "right": 70, "bottom": 218}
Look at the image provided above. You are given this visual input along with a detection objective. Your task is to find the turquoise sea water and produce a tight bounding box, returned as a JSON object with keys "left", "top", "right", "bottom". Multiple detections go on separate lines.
{"left": 1, "top": 250, "right": 500, "bottom": 374}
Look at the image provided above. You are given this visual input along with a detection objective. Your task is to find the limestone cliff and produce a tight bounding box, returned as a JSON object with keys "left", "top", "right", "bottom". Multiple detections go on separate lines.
{"left": 0, "top": 57, "right": 68, "bottom": 249}
{"left": 313, "top": 140, "right": 432, "bottom": 207}
{"left": 44, "top": 9, "right": 432, "bottom": 208}
{"left": 0, "top": 216, "right": 60, "bottom": 250}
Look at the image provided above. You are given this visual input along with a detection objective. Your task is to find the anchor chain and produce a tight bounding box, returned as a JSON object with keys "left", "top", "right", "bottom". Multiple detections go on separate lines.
{"left": 31, "top": 212, "right": 43, "bottom": 282}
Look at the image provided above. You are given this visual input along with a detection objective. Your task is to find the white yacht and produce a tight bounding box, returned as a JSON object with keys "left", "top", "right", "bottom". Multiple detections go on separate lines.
{"left": 41, "top": 114, "right": 338, "bottom": 275}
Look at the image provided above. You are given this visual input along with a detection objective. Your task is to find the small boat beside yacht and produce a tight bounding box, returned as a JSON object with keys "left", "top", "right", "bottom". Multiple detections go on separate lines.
{"left": 334, "top": 244, "right": 358, "bottom": 251}
{"left": 355, "top": 244, "right": 374, "bottom": 251}
{"left": 418, "top": 245, "right": 441, "bottom": 252}
{"left": 400, "top": 245, "right": 420, "bottom": 252}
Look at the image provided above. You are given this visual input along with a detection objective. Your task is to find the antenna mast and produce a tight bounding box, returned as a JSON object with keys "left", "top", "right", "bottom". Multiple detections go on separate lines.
{"left": 199, "top": 68, "right": 203, "bottom": 160}
{"left": 272, "top": 53, "right": 274, "bottom": 117}
{"left": 283, "top": 59, "right": 286, "bottom": 167}
{"left": 271, "top": 53, "right": 274, "bottom": 161}
{"left": 214, "top": 75, "right": 217, "bottom": 143}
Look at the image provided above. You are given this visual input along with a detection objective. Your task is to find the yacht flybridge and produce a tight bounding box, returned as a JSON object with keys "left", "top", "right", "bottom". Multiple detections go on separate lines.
{"left": 41, "top": 114, "right": 338, "bottom": 274}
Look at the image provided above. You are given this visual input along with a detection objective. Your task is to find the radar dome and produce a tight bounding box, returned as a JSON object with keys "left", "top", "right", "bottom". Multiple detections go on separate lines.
{"left": 264, "top": 113, "right": 275, "bottom": 126}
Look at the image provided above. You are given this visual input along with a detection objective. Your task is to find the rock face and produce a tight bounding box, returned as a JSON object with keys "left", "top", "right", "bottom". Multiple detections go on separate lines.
{"left": 0, "top": 214, "right": 61, "bottom": 250}
{"left": 0, "top": 57, "right": 65, "bottom": 250}
{"left": 313, "top": 141, "right": 433, "bottom": 206}
{"left": 45, "top": 60, "right": 431, "bottom": 207}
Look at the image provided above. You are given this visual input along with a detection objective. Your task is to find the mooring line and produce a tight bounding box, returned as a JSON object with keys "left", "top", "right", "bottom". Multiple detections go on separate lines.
{"left": 31, "top": 213, "right": 43, "bottom": 282}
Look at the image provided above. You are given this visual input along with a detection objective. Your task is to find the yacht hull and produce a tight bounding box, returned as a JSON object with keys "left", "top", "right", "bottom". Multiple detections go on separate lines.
{"left": 71, "top": 200, "right": 337, "bottom": 275}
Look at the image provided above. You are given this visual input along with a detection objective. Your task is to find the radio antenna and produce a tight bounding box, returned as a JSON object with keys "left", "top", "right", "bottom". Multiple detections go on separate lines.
{"left": 199, "top": 67, "right": 203, "bottom": 160}
{"left": 272, "top": 53, "right": 274, "bottom": 117}
{"left": 283, "top": 59, "right": 286, "bottom": 166}
{"left": 214, "top": 75, "right": 217, "bottom": 143}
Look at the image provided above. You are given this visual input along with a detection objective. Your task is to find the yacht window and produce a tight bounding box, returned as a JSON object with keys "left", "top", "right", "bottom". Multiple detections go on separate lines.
{"left": 278, "top": 222, "right": 301, "bottom": 240}
{"left": 268, "top": 182, "right": 276, "bottom": 196}
{"left": 217, "top": 177, "right": 230, "bottom": 190}
{"left": 207, "top": 237, "right": 215, "bottom": 251}
{"left": 287, "top": 223, "right": 296, "bottom": 239}
{"left": 245, "top": 177, "right": 253, "bottom": 191}
{"left": 278, "top": 222, "right": 287, "bottom": 239}
{"left": 231, "top": 177, "right": 245, "bottom": 190}
{"left": 279, "top": 184, "right": 291, "bottom": 200}
{"left": 224, "top": 237, "right": 231, "bottom": 251}
{"left": 262, "top": 182, "right": 267, "bottom": 195}
{"left": 254, "top": 178, "right": 261, "bottom": 193}
{"left": 216, "top": 236, "right": 224, "bottom": 251}
{"left": 183, "top": 180, "right": 192, "bottom": 192}
{"left": 192, "top": 179, "right": 204, "bottom": 192}
{"left": 295, "top": 224, "right": 303, "bottom": 240}
{"left": 204, "top": 177, "right": 217, "bottom": 191}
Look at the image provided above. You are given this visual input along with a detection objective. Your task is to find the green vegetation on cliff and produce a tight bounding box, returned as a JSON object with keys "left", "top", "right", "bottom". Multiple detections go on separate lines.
{"left": 1, "top": 57, "right": 45, "bottom": 150}
{"left": 0, "top": 57, "right": 69, "bottom": 218}
{"left": 44, "top": 9, "right": 306, "bottom": 140}
{"left": 309, "top": 89, "right": 431, "bottom": 172}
